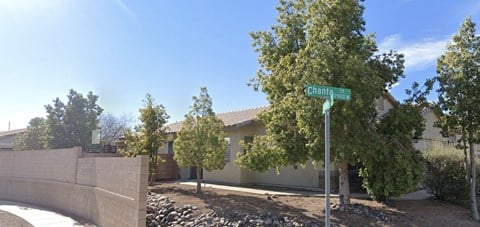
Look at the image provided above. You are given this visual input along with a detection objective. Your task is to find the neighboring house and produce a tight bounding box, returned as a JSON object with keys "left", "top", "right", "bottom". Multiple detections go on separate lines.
{"left": 161, "top": 106, "right": 268, "bottom": 184}
{"left": 413, "top": 106, "right": 452, "bottom": 151}
{"left": 377, "top": 95, "right": 454, "bottom": 151}
{"left": 416, "top": 106, "right": 480, "bottom": 155}
{"left": 0, "top": 128, "right": 27, "bottom": 151}
{"left": 158, "top": 93, "right": 453, "bottom": 191}
{"left": 376, "top": 92, "right": 396, "bottom": 118}
{"left": 162, "top": 105, "right": 341, "bottom": 190}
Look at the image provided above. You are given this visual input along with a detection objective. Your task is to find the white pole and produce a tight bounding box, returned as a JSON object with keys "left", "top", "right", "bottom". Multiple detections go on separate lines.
{"left": 325, "top": 109, "right": 331, "bottom": 227}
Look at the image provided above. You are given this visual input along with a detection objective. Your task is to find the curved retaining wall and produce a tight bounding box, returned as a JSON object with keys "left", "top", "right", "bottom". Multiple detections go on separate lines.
{"left": 0, "top": 147, "right": 148, "bottom": 227}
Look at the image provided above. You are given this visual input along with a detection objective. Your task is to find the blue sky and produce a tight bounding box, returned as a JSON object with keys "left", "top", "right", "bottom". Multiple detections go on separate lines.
{"left": 1, "top": 0, "right": 479, "bottom": 131}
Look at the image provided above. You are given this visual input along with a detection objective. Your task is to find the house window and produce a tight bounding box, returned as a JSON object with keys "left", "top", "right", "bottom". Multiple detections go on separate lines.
{"left": 167, "top": 141, "right": 174, "bottom": 154}
{"left": 378, "top": 98, "right": 385, "bottom": 111}
{"left": 225, "top": 137, "right": 231, "bottom": 162}
{"left": 243, "top": 136, "right": 254, "bottom": 154}
{"left": 412, "top": 133, "right": 420, "bottom": 143}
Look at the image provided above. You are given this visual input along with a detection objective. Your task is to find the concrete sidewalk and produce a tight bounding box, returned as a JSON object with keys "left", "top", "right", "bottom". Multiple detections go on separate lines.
{"left": 401, "top": 189, "right": 430, "bottom": 200}
{"left": 178, "top": 181, "right": 430, "bottom": 200}
{"left": 0, "top": 200, "right": 95, "bottom": 227}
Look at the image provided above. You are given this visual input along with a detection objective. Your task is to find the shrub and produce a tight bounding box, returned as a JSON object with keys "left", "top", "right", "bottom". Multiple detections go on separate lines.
{"left": 423, "top": 143, "right": 480, "bottom": 201}
{"left": 359, "top": 103, "right": 428, "bottom": 202}
{"left": 360, "top": 146, "right": 425, "bottom": 202}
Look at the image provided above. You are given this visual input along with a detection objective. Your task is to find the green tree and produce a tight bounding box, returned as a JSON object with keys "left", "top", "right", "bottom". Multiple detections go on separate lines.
{"left": 13, "top": 117, "right": 48, "bottom": 151}
{"left": 436, "top": 17, "right": 480, "bottom": 221}
{"left": 359, "top": 81, "right": 432, "bottom": 201}
{"left": 45, "top": 89, "right": 103, "bottom": 150}
{"left": 45, "top": 97, "right": 66, "bottom": 149}
{"left": 122, "top": 94, "right": 169, "bottom": 185}
{"left": 174, "top": 87, "right": 228, "bottom": 194}
{"left": 237, "top": 0, "right": 405, "bottom": 206}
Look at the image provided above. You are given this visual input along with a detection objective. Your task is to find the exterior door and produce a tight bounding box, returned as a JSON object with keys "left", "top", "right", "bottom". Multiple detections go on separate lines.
{"left": 189, "top": 167, "right": 203, "bottom": 179}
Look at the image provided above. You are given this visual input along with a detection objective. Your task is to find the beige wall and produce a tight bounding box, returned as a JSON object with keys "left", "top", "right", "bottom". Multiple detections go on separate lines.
{"left": 422, "top": 111, "right": 445, "bottom": 142}
{"left": 203, "top": 123, "right": 263, "bottom": 185}
{"left": 375, "top": 97, "right": 395, "bottom": 118}
{"left": 203, "top": 123, "right": 344, "bottom": 192}
{"left": 254, "top": 163, "right": 339, "bottom": 192}
{"left": 254, "top": 162, "right": 321, "bottom": 189}
{"left": 237, "top": 123, "right": 265, "bottom": 185}
{"left": 203, "top": 123, "right": 337, "bottom": 191}
{"left": 374, "top": 99, "right": 449, "bottom": 152}
{"left": 203, "top": 128, "right": 242, "bottom": 184}
{"left": 414, "top": 110, "right": 449, "bottom": 151}
{"left": 0, "top": 147, "right": 148, "bottom": 227}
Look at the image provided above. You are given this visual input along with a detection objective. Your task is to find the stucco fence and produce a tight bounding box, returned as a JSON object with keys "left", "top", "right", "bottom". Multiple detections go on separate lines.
{"left": 0, "top": 147, "right": 148, "bottom": 227}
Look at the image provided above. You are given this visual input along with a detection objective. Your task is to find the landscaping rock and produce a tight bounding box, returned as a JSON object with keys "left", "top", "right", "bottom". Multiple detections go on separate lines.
{"left": 331, "top": 203, "right": 393, "bottom": 223}
{"left": 146, "top": 191, "right": 333, "bottom": 226}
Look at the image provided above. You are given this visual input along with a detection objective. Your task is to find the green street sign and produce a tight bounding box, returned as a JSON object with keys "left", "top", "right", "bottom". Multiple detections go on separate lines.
{"left": 305, "top": 84, "right": 351, "bottom": 226}
{"left": 305, "top": 84, "right": 351, "bottom": 227}
{"left": 305, "top": 84, "right": 351, "bottom": 101}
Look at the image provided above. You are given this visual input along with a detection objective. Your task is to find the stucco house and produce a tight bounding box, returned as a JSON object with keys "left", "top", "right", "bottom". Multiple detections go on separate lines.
{"left": 413, "top": 106, "right": 452, "bottom": 151}
{"left": 376, "top": 95, "right": 455, "bottom": 151}
{"left": 0, "top": 128, "right": 27, "bottom": 151}
{"left": 414, "top": 106, "right": 480, "bottom": 155}
{"left": 160, "top": 106, "right": 267, "bottom": 184}
{"left": 159, "top": 93, "right": 450, "bottom": 191}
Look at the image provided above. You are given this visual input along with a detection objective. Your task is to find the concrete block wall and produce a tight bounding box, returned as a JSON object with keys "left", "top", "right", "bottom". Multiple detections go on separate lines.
{"left": 0, "top": 147, "right": 148, "bottom": 227}
{"left": 0, "top": 147, "right": 78, "bottom": 183}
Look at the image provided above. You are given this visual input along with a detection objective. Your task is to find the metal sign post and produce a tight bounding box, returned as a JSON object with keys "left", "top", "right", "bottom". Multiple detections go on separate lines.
{"left": 306, "top": 85, "right": 351, "bottom": 227}
{"left": 323, "top": 95, "right": 333, "bottom": 227}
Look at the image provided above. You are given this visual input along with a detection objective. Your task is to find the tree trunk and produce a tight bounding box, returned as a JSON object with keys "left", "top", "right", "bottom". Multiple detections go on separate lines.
{"left": 338, "top": 162, "right": 350, "bottom": 207}
{"left": 148, "top": 153, "right": 153, "bottom": 186}
{"left": 196, "top": 166, "right": 202, "bottom": 194}
{"left": 149, "top": 168, "right": 155, "bottom": 186}
{"left": 149, "top": 154, "right": 157, "bottom": 186}
{"left": 469, "top": 140, "right": 479, "bottom": 221}
{"left": 463, "top": 138, "right": 470, "bottom": 186}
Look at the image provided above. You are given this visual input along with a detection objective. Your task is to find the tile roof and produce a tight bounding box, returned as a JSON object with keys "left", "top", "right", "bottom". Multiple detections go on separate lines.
{"left": 383, "top": 92, "right": 398, "bottom": 105}
{"left": 0, "top": 128, "right": 27, "bottom": 138}
{"left": 165, "top": 106, "right": 268, "bottom": 133}
{"left": 164, "top": 92, "right": 399, "bottom": 133}
{"left": 421, "top": 103, "right": 442, "bottom": 117}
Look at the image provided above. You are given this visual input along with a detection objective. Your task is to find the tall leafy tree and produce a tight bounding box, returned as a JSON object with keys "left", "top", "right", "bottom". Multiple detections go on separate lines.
{"left": 174, "top": 87, "right": 228, "bottom": 194}
{"left": 122, "top": 94, "right": 169, "bottom": 185}
{"left": 359, "top": 81, "right": 432, "bottom": 201}
{"left": 13, "top": 117, "right": 48, "bottom": 151}
{"left": 45, "top": 97, "right": 66, "bottom": 149}
{"left": 45, "top": 89, "right": 103, "bottom": 150}
{"left": 436, "top": 17, "right": 480, "bottom": 220}
{"left": 237, "top": 0, "right": 405, "bottom": 206}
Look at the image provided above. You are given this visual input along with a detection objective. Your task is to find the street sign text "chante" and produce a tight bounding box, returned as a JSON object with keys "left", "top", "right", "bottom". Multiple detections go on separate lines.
{"left": 305, "top": 84, "right": 351, "bottom": 101}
